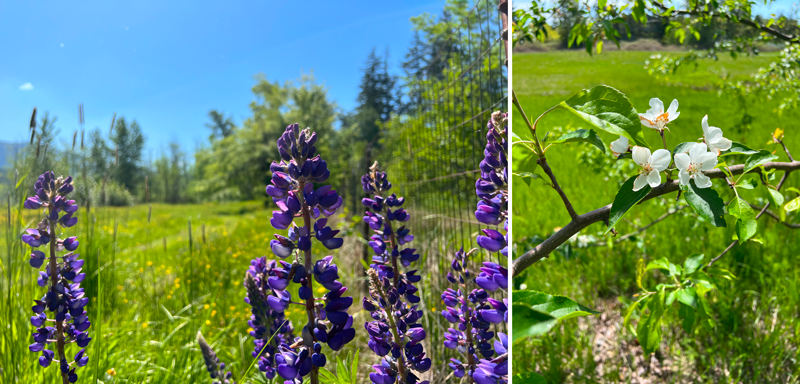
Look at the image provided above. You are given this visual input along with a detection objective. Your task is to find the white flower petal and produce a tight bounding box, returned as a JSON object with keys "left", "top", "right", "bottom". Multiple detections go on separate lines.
{"left": 649, "top": 98, "right": 664, "bottom": 114}
{"left": 696, "top": 152, "right": 718, "bottom": 171}
{"left": 610, "top": 136, "right": 629, "bottom": 156}
{"left": 649, "top": 149, "right": 672, "bottom": 171}
{"left": 638, "top": 114, "right": 657, "bottom": 129}
{"left": 701, "top": 115, "right": 710, "bottom": 135}
{"left": 632, "top": 146, "right": 651, "bottom": 166}
{"left": 710, "top": 136, "right": 732, "bottom": 152}
{"left": 679, "top": 169, "right": 691, "bottom": 186}
{"left": 705, "top": 126, "right": 723, "bottom": 141}
{"left": 668, "top": 111, "right": 680, "bottom": 122}
{"left": 666, "top": 99, "right": 679, "bottom": 119}
{"left": 674, "top": 153, "right": 691, "bottom": 171}
{"left": 688, "top": 142, "right": 708, "bottom": 160}
{"left": 633, "top": 174, "right": 649, "bottom": 191}
{"left": 694, "top": 173, "right": 712, "bottom": 188}
{"left": 646, "top": 170, "right": 662, "bottom": 187}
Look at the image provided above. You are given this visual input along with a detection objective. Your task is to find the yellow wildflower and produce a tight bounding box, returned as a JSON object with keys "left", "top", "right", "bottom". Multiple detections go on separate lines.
{"left": 146, "top": 261, "right": 153, "bottom": 266}
{"left": 107, "top": 368, "right": 117, "bottom": 376}
{"left": 204, "top": 304, "right": 210, "bottom": 310}
{"left": 206, "top": 320, "right": 211, "bottom": 325}
{"left": 142, "top": 322, "right": 148, "bottom": 328}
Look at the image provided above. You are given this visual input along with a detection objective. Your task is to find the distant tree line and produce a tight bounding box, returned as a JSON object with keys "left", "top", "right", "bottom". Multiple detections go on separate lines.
{"left": 2, "top": 0, "right": 496, "bottom": 209}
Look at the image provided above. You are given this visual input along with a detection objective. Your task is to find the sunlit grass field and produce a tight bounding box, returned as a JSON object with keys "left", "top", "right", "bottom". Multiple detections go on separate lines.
{"left": 0, "top": 198, "right": 491, "bottom": 383}
{"left": 512, "top": 50, "right": 800, "bottom": 382}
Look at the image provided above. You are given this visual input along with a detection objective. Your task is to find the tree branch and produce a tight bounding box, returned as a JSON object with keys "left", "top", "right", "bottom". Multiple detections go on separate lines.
{"left": 513, "top": 160, "right": 800, "bottom": 277}
{"left": 650, "top": 0, "right": 799, "bottom": 43}
{"left": 539, "top": 157, "right": 578, "bottom": 219}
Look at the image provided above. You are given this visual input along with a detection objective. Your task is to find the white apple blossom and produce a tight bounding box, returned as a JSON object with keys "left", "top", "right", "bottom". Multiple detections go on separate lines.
{"left": 610, "top": 135, "right": 629, "bottom": 158}
{"left": 639, "top": 98, "right": 680, "bottom": 132}
{"left": 701, "top": 115, "right": 732, "bottom": 154}
{"left": 674, "top": 142, "right": 717, "bottom": 188}
{"left": 632, "top": 146, "right": 671, "bottom": 191}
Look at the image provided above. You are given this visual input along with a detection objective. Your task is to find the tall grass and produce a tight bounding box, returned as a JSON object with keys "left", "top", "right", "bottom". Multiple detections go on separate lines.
{"left": 1, "top": 186, "right": 501, "bottom": 383}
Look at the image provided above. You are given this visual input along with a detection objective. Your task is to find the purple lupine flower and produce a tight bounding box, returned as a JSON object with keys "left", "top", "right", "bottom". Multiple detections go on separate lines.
{"left": 441, "top": 247, "right": 506, "bottom": 383}
{"left": 360, "top": 163, "right": 430, "bottom": 384}
{"left": 23, "top": 172, "right": 91, "bottom": 383}
{"left": 245, "top": 123, "right": 353, "bottom": 384}
{"left": 197, "top": 331, "right": 235, "bottom": 384}
{"left": 475, "top": 112, "right": 508, "bottom": 258}
{"left": 243, "top": 259, "right": 295, "bottom": 379}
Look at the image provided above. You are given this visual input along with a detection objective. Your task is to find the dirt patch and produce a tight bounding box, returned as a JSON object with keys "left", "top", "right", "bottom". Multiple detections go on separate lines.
{"left": 567, "top": 299, "right": 697, "bottom": 384}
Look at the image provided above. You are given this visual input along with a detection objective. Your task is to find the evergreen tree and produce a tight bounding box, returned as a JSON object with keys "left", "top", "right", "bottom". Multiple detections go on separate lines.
{"left": 110, "top": 117, "right": 145, "bottom": 194}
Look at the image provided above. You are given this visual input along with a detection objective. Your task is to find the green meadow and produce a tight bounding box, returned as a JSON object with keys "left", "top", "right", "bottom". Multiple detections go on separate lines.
{"left": 512, "top": 50, "right": 800, "bottom": 382}
{"left": 0, "top": 199, "right": 468, "bottom": 383}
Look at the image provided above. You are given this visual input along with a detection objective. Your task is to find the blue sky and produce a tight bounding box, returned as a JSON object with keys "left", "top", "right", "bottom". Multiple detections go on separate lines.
{"left": 512, "top": 0, "right": 798, "bottom": 17}
{"left": 0, "top": 0, "right": 444, "bottom": 152}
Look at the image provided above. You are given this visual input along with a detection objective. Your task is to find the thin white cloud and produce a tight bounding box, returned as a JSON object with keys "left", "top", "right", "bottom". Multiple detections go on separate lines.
{"left": 19, "top": 82, "right": 34, "bottom": 91}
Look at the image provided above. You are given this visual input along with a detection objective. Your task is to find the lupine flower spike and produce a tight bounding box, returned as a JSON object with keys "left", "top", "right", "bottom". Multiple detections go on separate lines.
{"left": 361, "top": 163, "right": 432, "bottom": 384}
{"left": 24, "top": 172, "right": 90, "bottom": 384}
{"left": 253, "top": 123, "right": 353, "bottom": 384}
{"left": 475, "top": 111, "right": 509, "bottom": 257}
{"left": 243, "top": 260, "right": 295, "bottom": 379}
{"left": 442, "top": 248, "right": 507, "bottom": 384}
{"left": 197, "top": 332, "right": 235, "bottom": 384}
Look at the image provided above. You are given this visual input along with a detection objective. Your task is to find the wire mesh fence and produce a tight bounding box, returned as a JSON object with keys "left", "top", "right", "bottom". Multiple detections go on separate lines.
{"left": 343, "top": 1, "right": 508, "bottom": 380}
{"left": 346, "top": 0, "right": 507, "bottom": 263}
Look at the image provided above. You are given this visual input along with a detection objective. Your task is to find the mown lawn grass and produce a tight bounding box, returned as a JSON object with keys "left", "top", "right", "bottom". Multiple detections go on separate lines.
{"left": 512, "top": 50, "right": 800, "bottom": 382}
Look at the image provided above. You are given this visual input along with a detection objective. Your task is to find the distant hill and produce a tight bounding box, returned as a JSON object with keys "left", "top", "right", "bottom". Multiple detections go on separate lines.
{"left": 0, "top": 141, "right": 26, "bottom": 168}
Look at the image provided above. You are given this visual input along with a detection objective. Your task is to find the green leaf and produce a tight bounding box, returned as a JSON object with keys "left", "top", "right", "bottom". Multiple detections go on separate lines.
{"left": 645, "top": 257, "right": 671, "bottom": 272}
{"left": 728, "top": 196, "right": 757, "bottom": 242}
{"left": 676, "top": 287, "right": 698, "bottom": 309}
{"left": 636, "top": 295, "right": 665, "bottom": 355}
{"left": 513, "top": 372, "right": 548, "bottom": 384}
{"left": 720, "top": 141, "right": 759, "bottom": 157}
{"left": 765, "top": 187, "right": 785, "bottom": 208}
{"left": 683, "top": 180, "right": 727, "bottom": 227}
{"left": 607, "top": 175, "right": 651, "bottom": 233}
{"left": 742, "top": 150, "right": 778, "bottom": 175}
{"left": 678, "top": 302, "right": 696, "bottom": 333}
{"left": 551, "top": 129, "right": 606, "bottom": 153}
{"left": 706, "top": 267, "right": 736, "bottom": 281}
{"left": 673, "top": 141, "right": 697, "bottom": 155}
{"left": 350, "top": 350, "right": 359, "bottom": 384}
{"left": 513, "top": 290, "right": 602, "bottom": 321}
{"left": 624, "top": 295, "right": 649, "bottom": 329}
{"left": 559, "top": 85, "right": 649, "bottom": 147}
{"left": 318, "top": 367, "right": 340, "bottom": 384}
{"left": 784, "top": 197, "right": 800, "bottom": 212}
{"left": 636, "top": 258, "right": 646, "bottom": 290}
{"left": 513, "top": 144, "right": 540, "bottom": 187}
{"left": 738, "top": 178, "right": 759, "bottom": 189}
{"left": 683, "top": 254, "right": 705, "bottom": 276}
{"left": 512, "top": 304, "right": 557, "bottom": 342}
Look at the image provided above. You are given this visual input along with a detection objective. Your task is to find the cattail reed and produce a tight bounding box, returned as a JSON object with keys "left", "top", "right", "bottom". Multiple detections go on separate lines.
{"left": 361, "top": 163, "right": 431, "bottom": 384}
{"left": 23, "top": 172, "right": 91, "bottom": 384}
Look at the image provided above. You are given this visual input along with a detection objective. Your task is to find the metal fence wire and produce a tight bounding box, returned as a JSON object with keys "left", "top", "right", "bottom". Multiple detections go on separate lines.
{"left": 351, "top": 0, "right": 507, "bottom": 258}
{"left": 344, "top": 2, "right": 507, "bottom": 378}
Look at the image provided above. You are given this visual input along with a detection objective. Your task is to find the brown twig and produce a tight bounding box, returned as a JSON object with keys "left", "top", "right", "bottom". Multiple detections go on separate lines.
{"left": 650, "top": 0, "right": 799, "bottom": 43}
{"left": 539, "top": 158, "right": 578, "bottom": 219}
{"left": 513, "top": 160, "right": 800, "bottom": 276}
{"left": 706, "top": 137, "right": 796, "bottom": 268}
